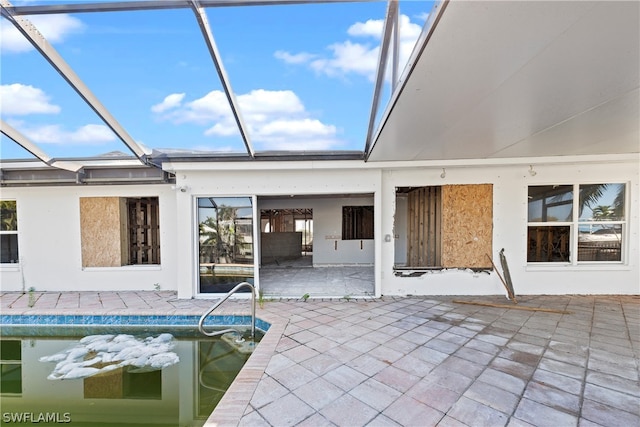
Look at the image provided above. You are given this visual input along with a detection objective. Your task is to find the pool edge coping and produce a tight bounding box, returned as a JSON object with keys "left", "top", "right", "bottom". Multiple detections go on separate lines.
{"left": 204, "top": 310, "right": 289, "bottom": 426}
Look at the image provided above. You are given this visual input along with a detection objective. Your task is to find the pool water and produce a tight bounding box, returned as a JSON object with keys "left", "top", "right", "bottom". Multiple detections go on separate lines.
{"left": 0, "top": 330, "right": 260, "bottom": 427}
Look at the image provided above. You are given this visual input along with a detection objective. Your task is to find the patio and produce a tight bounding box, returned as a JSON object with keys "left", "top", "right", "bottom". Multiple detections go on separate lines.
{"left": 1, "top": 291, "right": 638, "bottom": 426}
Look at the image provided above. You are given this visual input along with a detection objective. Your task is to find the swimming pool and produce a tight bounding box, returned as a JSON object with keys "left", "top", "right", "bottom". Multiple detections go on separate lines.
{"left": 0, "top": 315, "right": 268, "bottom": 427}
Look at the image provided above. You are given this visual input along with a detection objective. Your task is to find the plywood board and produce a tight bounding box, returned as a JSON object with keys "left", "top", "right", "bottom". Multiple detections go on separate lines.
{"left": 441, "top": 184, "right": 493, "bottom": 268}
{"left": 80, "top": 197, "right": 124, "bottom": 267}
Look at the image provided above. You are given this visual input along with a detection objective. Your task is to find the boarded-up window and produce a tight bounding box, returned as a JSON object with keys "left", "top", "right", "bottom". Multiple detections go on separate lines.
{"left": 80, "top": 197, "right": 160, "bottom": 267}
{"left": 399, "top": 184, "right": 493, "bottom": 269}
{"left": 441, "top": 184, "right": 493, "bottom": 268}
{"left": 342, "top": 206, "right": 374, "bottom": 240}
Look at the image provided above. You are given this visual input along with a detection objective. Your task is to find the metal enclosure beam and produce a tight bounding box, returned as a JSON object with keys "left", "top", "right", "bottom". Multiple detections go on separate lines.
{"left": 190, "top": 0, "right": 255, "bottom": 157}
{"left": 0, "top": 0, "right": 153, "bottom": 165}
{"left": 7, "top": 0, "right": 372, "bottom": 15}
{"left": 1, "top": 120, "right": 84, "bottom": 172}
{"left": 391, "top": 6, "right": 399, "bottom": 91}
{"left": 365, "top": 0, "right": 448, "bottom": 161}
{"left": 363, "top": 0, "right": 397, "bottom": 155}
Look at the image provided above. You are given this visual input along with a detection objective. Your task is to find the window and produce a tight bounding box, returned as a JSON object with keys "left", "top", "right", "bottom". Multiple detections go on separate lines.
{"left": 0, "top": 340, "right": 22, "bottom": 395}
{"left": 342, "top": 206, "right": 374, "bottom": 240}
{"left": 126, "top": 198, "right": 161, "bottom": 265}
{"left": 394, "top": 185, "right": 493, "bottom": 269}
{"left": 0, "top": 201, "right": 19, "bottom": 264}
{"left": 527, "top": 183, "right": 625, "bottom": 263}
{"left": 80, "top": 197, "right": 160, "bottom": 267}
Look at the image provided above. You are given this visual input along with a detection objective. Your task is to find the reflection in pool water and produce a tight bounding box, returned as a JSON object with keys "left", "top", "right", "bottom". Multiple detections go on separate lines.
{"left": 0, "top": 331, "right": 257, "bottom": 427}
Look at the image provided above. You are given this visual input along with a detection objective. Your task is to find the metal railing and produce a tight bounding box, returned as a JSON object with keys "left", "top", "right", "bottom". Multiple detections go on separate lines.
{"left": 198, "top": 281, "right": 256, "bottom": 338}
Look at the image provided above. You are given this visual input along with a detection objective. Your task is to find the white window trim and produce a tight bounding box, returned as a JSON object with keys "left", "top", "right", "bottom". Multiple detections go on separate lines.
{"left": 527, "top": 183, "right": 628, "bottom": 266}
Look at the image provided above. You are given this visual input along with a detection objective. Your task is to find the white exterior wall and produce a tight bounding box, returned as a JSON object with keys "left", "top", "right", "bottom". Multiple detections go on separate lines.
{"left": 2, "top": 155, "right": 637, "bottom": 298}
{"left": 380, "top": 158, "right": 639, "bottom": 296}
{"left": 0, "top": 184, "right": 178, "bottom": 292}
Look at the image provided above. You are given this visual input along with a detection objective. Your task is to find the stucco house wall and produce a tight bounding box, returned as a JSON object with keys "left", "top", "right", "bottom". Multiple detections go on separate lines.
{"left": 379, "top": 157, "right": 639, "bottom": 296}
{"left": 0, "top": 184, "right": 178, "bottom": 293}
{"left": 1, "top": 155, "right": 637, "bottom": 298}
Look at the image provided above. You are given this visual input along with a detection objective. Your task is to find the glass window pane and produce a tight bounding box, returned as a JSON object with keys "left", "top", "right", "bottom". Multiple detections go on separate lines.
{"left": 578, "top": 224, "right": 622, "bottom": 261}
{"left": 528, "top": 186, "right": 573, "bottom": 222}
{"left": 0, "top": 234, "right": 19, "bottom": 263}
{"left": 198, "top": 197, "right": 254, "bottom": 293}
{"left": 0, "top": 363, "right": 22, "bottom": 394}
{"left": 0, "top": 340, "right": 21, "bottom": 361}
{"left": 579, "top": 183, "right": 625, "bottom": 221}
{"left": 527, "top": 226, "right": 570, "bottom": 262}
{"left": 0, "top": 201, "right": 17, "bottom": 231}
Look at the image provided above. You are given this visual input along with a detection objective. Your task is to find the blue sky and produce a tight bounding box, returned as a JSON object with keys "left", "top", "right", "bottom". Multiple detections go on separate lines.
{"left": 1, "top": 0, "right": 435, "bottom": 160}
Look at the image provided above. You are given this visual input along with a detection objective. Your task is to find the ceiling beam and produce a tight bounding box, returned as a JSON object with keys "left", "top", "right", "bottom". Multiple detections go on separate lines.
{"left": 1, "top": 0, "right": 154, "bottom": 165}
{"left": 6, "top": 0, "right": 372, "bottom": 15}
{"left": 363, "top": 0, "right": 397, "bottom": 155}
{"left": 1, "top": 120, "right": 84, "bottom": 172}
{"left": 190, "top": 0, "right": 254, "bottom": 158}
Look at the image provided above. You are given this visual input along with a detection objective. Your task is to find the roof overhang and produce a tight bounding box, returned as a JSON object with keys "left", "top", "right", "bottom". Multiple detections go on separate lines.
{"left": 367, "top": 0, "right": 640, "bottom": 162}
{"left": 0, "top": 157, "right": 174, "bottom": 186}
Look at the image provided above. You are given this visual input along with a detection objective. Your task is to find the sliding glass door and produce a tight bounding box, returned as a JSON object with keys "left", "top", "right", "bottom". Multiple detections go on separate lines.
{"left": 197, "top": 197, "right": 254, "bottom": 293}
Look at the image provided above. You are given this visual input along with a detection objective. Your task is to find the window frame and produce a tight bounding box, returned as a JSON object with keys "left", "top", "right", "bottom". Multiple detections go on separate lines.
{"left": 0, "top": 200, "right": 19, "bottom": 265}
{"left": 0, "top": 339, "right": 22, "bottom": 396}
{"left": 126, "top": 197, "right": 161, "bottom": 265}
{"left": 527, "top": 183, "right": 627, "bottom": 265}
{"left": 80, "top": 196, "right": 161, "bottom": 268}
{"left": 342, "top": 205, "right": 374, "bottom": 240}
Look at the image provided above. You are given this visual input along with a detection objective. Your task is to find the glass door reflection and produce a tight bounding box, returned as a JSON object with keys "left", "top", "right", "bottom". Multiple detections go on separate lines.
{"left": 198, "top": 197, "right": 254, "bottom": 293}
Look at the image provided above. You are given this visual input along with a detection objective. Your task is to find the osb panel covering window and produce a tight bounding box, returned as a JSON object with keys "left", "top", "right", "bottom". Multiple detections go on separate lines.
{"left": 441, "top": 184, "right": 493, "bottom": 268}
{"left": 80, "top": 197, "right": 124, "bottom": 267}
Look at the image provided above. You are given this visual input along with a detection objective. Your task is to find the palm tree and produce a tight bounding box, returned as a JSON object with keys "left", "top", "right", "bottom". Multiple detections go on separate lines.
{"left": 0, "top": 201, "right": 17, "bottom": 231}
{"left": 592, "top": 204, "right": 614, "bottom": 220}
{"left": 579, "top": 183, "right": 625, "bottom": 220}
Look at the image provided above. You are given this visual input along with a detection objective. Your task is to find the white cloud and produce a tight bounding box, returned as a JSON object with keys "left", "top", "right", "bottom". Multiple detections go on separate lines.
{"left": 151, "top": 93, "right": 185, "bottom": 113}
{"left": 238, "top": 89, "right": 305, "bottom": 116}
{"left": 347, "top": 19, "right": 384, "bottom": 38}
{"left": 274, "top": 50, "right": 317, "bottom": 64}
{"left": 19, "top": 123, "right": 116, "bottom": 145}
{"left": 258, "top": 119, "right": 335, "bottom": 137}
{"left": 0, "top": 14, "right": 85, "bottom": 53}
{"left": 310, "top": 40, "right": 379, "bottom": 79}
{"left": 275, "top": 14, "right": 424, "bottom": 81}
{"left": 1, "top": 83, "right": 61, "bottom": 115}
{"left": 153, "top": 89, "right": 342, "bottom": 151}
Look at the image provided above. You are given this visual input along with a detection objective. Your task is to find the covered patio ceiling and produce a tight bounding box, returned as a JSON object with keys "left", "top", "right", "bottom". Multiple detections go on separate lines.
{"left": 366, "top": 0, "right": 639, "bottom": 162}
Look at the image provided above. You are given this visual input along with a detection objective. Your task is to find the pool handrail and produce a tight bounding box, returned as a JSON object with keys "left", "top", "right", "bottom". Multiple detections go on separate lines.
{"left": 198, "top": 282, "right": 256, "bottom": 339}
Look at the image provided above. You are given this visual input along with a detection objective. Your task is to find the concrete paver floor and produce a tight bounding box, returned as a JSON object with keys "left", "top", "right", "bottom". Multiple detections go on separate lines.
{"left": 1, "top": 292, "right": 638, "bottom": 426}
